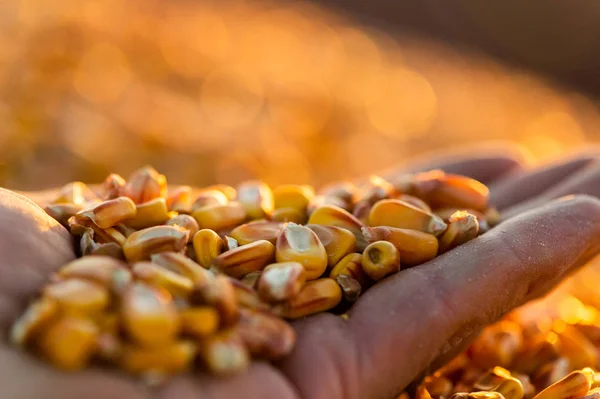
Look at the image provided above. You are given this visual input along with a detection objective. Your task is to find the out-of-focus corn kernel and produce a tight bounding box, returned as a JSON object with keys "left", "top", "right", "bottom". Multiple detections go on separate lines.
{"left": 166, "top": 214, "right": 199, "bottom": 243}
{"left": 237, "top": 180, "right": 274, "bottom": 220}
{"left": 125, "top": 198, "right": 170, "bottom": 229}
{"left": 533, "top": 368, "right": 594, "bottom": 399}
{"left": 54, "top": 181, "right": 99, "bottom": 205}
{"left": 230, "top": 221, "right": 283, "bottom": 245}
{"left": 123, "top": 225, "right": 189, "bottom": 262}
{"left": 120, "top": 340, "right": 197, "bottom": 375}
{"left": 121, "top": 283, "right": 180, "bottom": 347}
{"left": 103, "top": 173, "right": 126, "bottom": 200}
{"left": 44, "top": 278, "right": 109, "bottom": 315}
{"left": 276, "top": 223, "right": 328, "bottom": 280}
{"left": 474, "top": 367, "right": 524, "bottom": 399}
{"left": 57, "top": 256, "right": 129, "bottom": 287}
{"left": 532, "top": 358, "right": 571, "bottom": 391}
{"left": 10, "top": 297, "right": 58, "bottom": 347}
{"left": 368, "top": 199, "right": 447, "bottom": 236}
{"left": 237, "top": 308, "right": 296, "bottom": 360}
{"left": 122, "top": 166, "right": 167, "bottom": 204}
{"left": 166, "top": 186, "right": 193, "bottom": 214}
{"left": 191, "top": 189, "right": 229, "bottom": 210}
{"left": 329, "top": 253, "right": 370, "bottom": 288}
{"left": 451, "top": 393, "right": 506, "bottom": 399}
{"left": 132, "top": 262, "right": 194, "bottom": 298}
{"left": 395, "top": 194, "right": 432, "bottom": 213}
{"left": 192, "top": 229, "right": 224, "bottom": 269}
{"left": 273, "top": 278, "right": 342, "bottom": 319}
{"left": 38, "top": 316, "right": 99, "bottom": 370}
{"left": 317, "top": 182, "right": 356, "bottom": 204}
{"left": 240, "top": 271, "right": 262, "bottom": 289}
{"left": 308, "top": 195, "right": 353, "bottom": 214}
{"left": 201, "top": 330, "right": 250, "bottom": 375}
{"left": 363, "top": 226, "right": 438, "bottom": 266}
{"left": 203, "top": 184, "right": 237, "bottom": 201}
{"left": 411, "top": 170, "right": 489, "bottom": 211}
{"left": 180, "top": 307, "right": 219, "bottom": 337}
{"left": 271, "top": 207, "right": 308, "bottom": 224}
{"left": 150, "top": 252, "right": 214, "bottom": 290}
{"left": 273, "top": 185, "right": 314, "bottom": 211}
{"left": 196, "top": 275, "right": 239, "bottom": 327}
{"left": 307, "top": 224, "right": 357, "bottom": 268}
{"left": 471, "top": 321, "right": 523, "bottom": 369}
{"left": 213, "top": 239, "right": 275, "bottom": 278}
{"left": 554, "top": 324, "right": 598, "bottom": 370}
{"left": 228, "top": 278, "right": 269, "bottom": 311}
{"left": 424, "top": 375, "right": 454, "bottom": 399}
{"left": 513, "top": 335, "right": 559, "bottom": 375}
{"left": 361, "top": 241, "right": 401, "bottom": 281}
{"left": 44, "top": 203, "right": 85, "bottom": 227}
{"left": 76, "top": 197, "right": 137, "bottom": 229}
{"left": 257, "top": 262, "right": 306, "bottom": 303}
{"left": 192, "top": 201, "right": 247, "bottom": 231}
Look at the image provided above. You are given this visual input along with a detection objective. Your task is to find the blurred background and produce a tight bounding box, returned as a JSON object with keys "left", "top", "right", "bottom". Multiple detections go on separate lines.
{"left": 1, "top": 0, "right": 599, "bottom": 191}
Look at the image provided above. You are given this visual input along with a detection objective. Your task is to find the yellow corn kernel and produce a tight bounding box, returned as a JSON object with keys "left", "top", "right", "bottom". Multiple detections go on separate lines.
{"left": 44, "top": 203, "right": 85, "bottom": 227}
{"left": 513, "top": 373, "right": 536, "bottom": 399}
{"left": 76, "top": 197, "right": 137, "bottom": 229}
{"left": 120, "top": 340, "right": 197, "bottom": 375}
{"left": 224, "top": 236, "right": 239, "bottom": 250}
{"left": 58, "top": 256, "right": 129, "bottom": 287}
{"left": 54, "top": 181, "right": 98, "bottom": 205}
{"left": 276, "top": 223, "right": 328, "bottom": 280}
{"left": 356, "top": 176, "right": 395, "bottom": 203}
{"left": 411, "top": 170, "right": 489, "bottom": 211}
{"left": 192, "top": 229, "right": 224, "bottom": 268}
{"left": 334, "top": 274, "right": 362, "bottom": 303}
{"left": 150, "top": 252, "right": 214, "bottom": 293}
{"left": 132, "top": 262, "right": 194, "bottom": 298}
{"left": 317, "top": 181, "right": 356, "bottom": 204}
{"left": 352, "top": 202, "right": 372, "bottom": 224}
{"left": 240, "top": 271, "right": 262, "bottom": 289}
{"left": 257, "top": 262, "right": 306, "bottom": 303}
{"left": 230, "top": 221, "right": 283, "bottom": 245}
{"left": 533, "top": 369, "right": 594, "bottom": 399}
{"left": 330, "top": 253, "right": 371, "bottom": 287}
{"left": 96, "top": 332, "right": 123, "bottom": 363}
{"left": 229, "top": 278, "right": 270, "bottom": 311}
{"left": 125, "top": 198, "right": 170, "bottom": 229}
{"left": 435, "top": 207, "right": 486, "bottom": 222}
{"left": 122, "top": 283, "right": 180, "bottom": 347}
{"left": 451, "top": 393, "right": 506, "bottom": 399}
{"left": 103, "top": 173, "right": 126, "bottom": 200}
{"left": 166, "top": 186, "right": 193, "bottom": 213}
{"left": 237, "top": 180, "right": 274, "bottom": 220}
{"left": 201, "top": 330, "right": 250, "bottom": 375}
{"left": 308, "top": 195, "right": 353, "bottom": 214}
{"left": 416, "top": 384, "right": 433, "bottom": 399}
{"left": 307, "top": 224, "right": 357, "bottom": 268}
{"left": 192, "top": 201, "right": 247, "bottom": 231}
{"left": 213, "top": 239, "right": 275, "bottom": 278}
{"left": 474, "top": 367, "right": 524, "bottom": 399}
{"left": 471, "top": 320, "right": 523, "bottom": 369}
{"left": 166, "top": 214, "right": 199, "bottom": 243}
{"left": 237, "top": 308, "right": 296, "bottom": 360}
{"left": 191, "top": 189, "right": 229, "bottom": 211}
{"left": 363, "top": 226, "right": 438, "bottom": 266}
{"left": 11, "top": 297, "right": 58, "bottom": 347}
{"left": 395, "top": 194, "right": 432, "bottom": 213}
{"left": 308, "top": 204, "right": 364, "bottom": 236}
{"left": 273, "top": 278, "right": 342, "bottom": 319}
{"left": 180, "top": 307, "right": 219, "bottom": 337}
{"left": 198, "top": 275, "right": 239, "bottom": 327}
{"left": 271, "top": 207, "right": 308, "bottom": 224}
{"left": 203, "top": 184, "right": 237, "bottom": 201}
{"left": 532, "top": 358, "right": 571, "bottom": 390}
{"left": 122, "top": 165, "right": 167, "bottom": 204}
{"left": 96, "top": 312, "right": 119, "bottom": 335}
{"left": 44, "top": 278, "right": 109, "bottom": 315}
{"left": 273, "top": 184, "right": 315, "bottom": 211}
{"left": 38, "top": 316, "right": 98, "bottom": 370}
{"left": 123, "top": 225, "right": 189, "bottom": 262}
{"left": 368, "top": 199, "right": 447, "bottom": 236}
{"left": 438, "top": 211, "right": 479, "bottom": 254}
{"left": 485, "top": 207, "right": 501, "bottom": 227}
{"left": 554, "top": 324, "right": 598, "bottom": 370}
{"left": 361, "top": 241, "right": 401, "bottom": 281}
{"left": 82, "top": 239, "right": 124, "bottom": 260}
{"left": 424, "top": 375, "right": 454, "bottom": 399}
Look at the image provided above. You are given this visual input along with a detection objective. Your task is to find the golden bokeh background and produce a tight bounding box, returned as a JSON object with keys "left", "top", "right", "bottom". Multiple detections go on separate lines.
{"left": 1, "top": 0, "right": 599, "bottom": 191}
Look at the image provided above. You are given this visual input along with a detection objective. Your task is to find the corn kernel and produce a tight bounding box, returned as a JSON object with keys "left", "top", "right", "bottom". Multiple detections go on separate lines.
{"left": 132, "top": 262, "right": 194, "bottom": 298}
{"left": 166, "top": 214, "right": 199, "bottom": 243}
{"left": 395, "top": 194, "right": 432, "bottom": 213}
{"left": 273, "top": 184, "right": 314, "bottom": 211}
{"left": 166, "top": 186, "right": 193, "bottom": 213}
{"left": 191, "top": 189, "right": 229, "bottom": 210}
{"left": 237, "top": 308, "right": 296, "bottom": 360}
{"left": 120, "top": 340, "right": 196, "bottom": 375}
{"left": 363, "top": 226, "right": 438, "bottom": 266}
{"left": 224, "top": 236, "right": 239, "bottom": 250}
{"left": 125, "top": 198, "right": 170, "bottom": 229}
{"left": 317, "top": 181, "right": 356, "bottom": 204}
{"left": 201, "top": 330, "right": 250, "bottom": 375}
{"left": 471, "top": 321, "right": 523, "bottom": 369}
{"left": 329, "top": 253, "right": 371, "bottom": 287}
{"left": 334, "top": 274, "right": 362, "bottom": 303}
{"left": 361, "top": 241, "right": 401, "bottom": 281}
{"left": 229, "top": 278, "right": 270, "bottom": 311}
{"left": 103, "top": 173, "right": 126, "bottom": 200}
{"left": 213, "top": 239, "right": 275, "bottom": 278}
{"left": 308, "top": 195, "right": 353, "bottom": 213}
{"left": 180, "top": 307, "right": 219, "bottom": 337}
{"left": 230, "top": 221, "right": 283, "bottom": 245}
{"left": 533, "top": 369, "right": 594, "bottom": 399}
{"left": 196, "top": 275, "right": 239, "bottom": 327}
{"left": 438, "top": 211, "right": 479, "bottom": 254}
{"left": 192, "top": 201, "right": 247, "bottom": 231}
{"left": 237, "top": 180, "right": 274, "bottom": 220}
{"left": 44, "top": 278, "right": 109, "bottom": 315}
{"left": 240, "top": 271, "right": 262, "bottom": 289}
{"left": 257, "top": 262, "right": 306, "bottom": 303}
{"left": 54, "top": 181, "right": 98, "bottom": 205}
{"left": 76, "top": 197, "right": 137, "bottom": 229}
{"left": 150, "top": 252, "right": 214, "bottom": 289}
{"left": 122, "top": 166, "right": 167, "bottom": 204}
{"left": 58, "top": 256, "right": 129, "bottom": 287}
{"left": 10, "top": 297, "right": 58, "bottom": 347}
{"left": 368, "top": 199, "right": 447, "bottom": 236}
{"left": 203, "top": 184, "right": 237, "bottom": 201}
{"left": 554, "top": 324, "right": 598, "bottom": 370}
{"left": 411, "top": 170, "right": 489, "bottom": 211}
{"left": 38, "top": 316, "right": 98, "bottom": 370}
{"left": 123, "top": 225, "right": 189, "bottom": 262}
{"left": 424, "top": 375, "right": 454, "bottom": 399}
{"left": 44, "top": 203, "right": 84, "bottom": 227}
{"left": 192, "top": 229, "right": 224, "bottom": 268}
{"left": 307, "top": 224, "right": 357, "bottom": 268}
{"left": 474, "top": 367, "right": 524, "bottom": 399}
{"left": 273, "top": 278, "right": 342, "bottom": 319}
{"left": 275, "top": 223, "right": 328, "bottom": 280}
{"left": 271, "top": 207, "right": 308, "bottom": 224}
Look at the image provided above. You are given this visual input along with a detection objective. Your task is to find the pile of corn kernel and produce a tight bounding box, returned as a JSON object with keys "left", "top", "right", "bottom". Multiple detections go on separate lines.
{"left": 11, "top": 165, "right": 497, "bottom": 381}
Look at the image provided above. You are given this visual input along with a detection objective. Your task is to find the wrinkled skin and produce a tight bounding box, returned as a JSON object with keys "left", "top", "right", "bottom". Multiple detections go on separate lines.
{"left": 4, "top": 145, "right": 600, "bottom": 399}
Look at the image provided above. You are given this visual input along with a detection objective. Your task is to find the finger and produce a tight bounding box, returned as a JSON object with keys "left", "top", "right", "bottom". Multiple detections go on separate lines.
{"left": 280, "top": 195, "right": 600, "bottom": 399}
{"left": 502, "top": 158, "right": 600, "bottom": 218}
{"left": 490, "top": 152, "right": 600, "bottom": 210}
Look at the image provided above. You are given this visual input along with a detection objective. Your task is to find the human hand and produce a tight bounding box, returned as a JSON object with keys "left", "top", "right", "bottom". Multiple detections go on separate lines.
{"left": 3, "top": 147, "right": 600, "bottom": 399}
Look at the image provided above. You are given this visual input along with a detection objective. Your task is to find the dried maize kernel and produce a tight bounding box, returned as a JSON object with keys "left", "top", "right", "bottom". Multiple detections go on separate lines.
{"left": 196, "top": 275, "right": 239, "bottom": 327}
{"left": 474, "top": 367, "right": 524, "bottom": 399}
{"left": 553, "top": 323, "right": 598, "bottom": 370}
{"left": 438, "top": 211, "right": 480, "bottom": 254}
{"left": 355, "top": 176, "right": 395, "bottom": 204}
{"left": 363, "top": 226, "right": 438, "bottom": 266}
{"left": 166, "top": 186, "right": 192, "bottom": 213}
{"left": 54, "top": 181, "right": 98, "bottom": 205}
{"left": 368, "top": 199, "right": 447, "bottom": 236}
{"left": 213, "top": 239, "right": 275, "bottom": 278}
{"left": 192, "top": 201, "right": 247, "bottom": 231}
{"left": 335, "top": 274, "right": 362, "bottom": 303}
{"left": 122, "top": 166, "right": 167, "bottom": 204}
{"left": 236, "top": 180, "right": 274, "bottom": 220}
{"left": 166, "top": 214, "right": 199, "bottom": 243}
{"left": 38, "top": 316, "right": 98, "bottom": 370}
{"left": 329, "top": 253, "right": 371, "bottom": 288}
{"left": 308, "top": 195, "right": 353, "bottom": 214}
{"left": 273, "top": 278, "right": 342, "bottom": 319}
{"left": 308, "top": 224, "right": 357, "bottom": 267}
{"left": 180, "top": 307, "right": 219, "bottom": 337}
{"left": 125, "top": 198, "right": 170, "bottom": 229}
{"left": 485, "top": 207, "right": 501, "bottom": 227}
{"left": 416, "top": 383, "right": 434, "bottom": 399}
{"left": 192, "top": 229, "right": 224, "bottom": 268}
{"left": 276, "top": 223, "right": 328, "bottom": 280}
{"left": 581, "top": 389, "right": 600, "bottom": 399}
{"left": 451, "top": 393, "right": 506, "bottom": 399}
{"left": 122, "top": 283, "right": 180, "bottom": 347}
{"left": 308, "top": 204, "right": 364, "bottom": 236}
{"left": 395, "top": 194, "right": 432, "bottom": 213}
{"left": 103, "top": 173, "right": 126, "bottom": 200}
{"left": 241, "top": 271, "right": 262, "bottom": 289}
{"left": 199, "top": 184, "right": 236, "bottom": 201}
{"left": 123, "top": 225, "right": 189, "bottom": 262}
{"left": 230, "top": 221, "right": 283, "bottom": 245}
{"left": 120, "top": 340, "right": 196, "bottom": 375}
{"left": 317, "top": 181, "right": 356, "bottom": 204}
{"left": 471, "top": 321, "right": 523, "bottom": 369}
{"left": 58, "top": 256, "right": 129, "bottom": 287}
{"left": 201, "top": 330, "right": 250, "bottom": 375}
{"left": 10, "top": 297, "right": 58, "bottom": 347}
{"left": 44, "top": 278, "right": 109, "bottom": 315}
{"left": 191, "top": 189, "right": 229, "bottom": 210}
{"left": 224, "top": 236, "right": 239, "bottom": 250}
{"left": 150, "top": 252, "right": 214, "bottom": 290}
{"left": 411, "top": 170, "right": 489, "bottom": 211}
{"left": 44, "top": 203, "right": 84, "bottom": 227}
{"left": 257, "top": 262, "right": 306, "bottom": 303}
{"left": 76, "top": 197, "right": 137, "bottom": 229}
{"left": 132, "top": 262, "right": 194, "bottom": 298}
{"left": 513, "top": 335, "right": 559, "bottom": 375}
{"left": 435, "top": 207, "right": 486, "bottom": 223}
{"left": 361, "top": 241, "right": 401, "bottom": 281}
{"left": 237, "top": 308, "right": 296, "bottom": 360}
{"left": 96, "top": 332, "right": 123, "bottom": 363}
{"left": 513, "top": 373, "right": 536, "bottom": 399}
{"left": 271, "top": 207, "right": 307, "bottom": 224}
{"left": 532, "top": 368, "right": 594, "bottom": 399}
{"left": 273, "top": 184, "right": 314, "bottom": 211}
{"left": 424, "top": 375, "right": 454, "bottom": 399}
